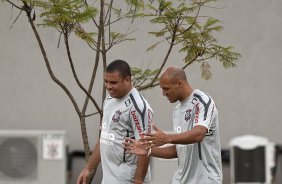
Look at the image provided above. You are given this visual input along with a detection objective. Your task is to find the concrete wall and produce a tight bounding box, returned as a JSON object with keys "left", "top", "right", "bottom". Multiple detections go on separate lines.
{"left": 1, "top": 0, "right": 282, "bottom": 183}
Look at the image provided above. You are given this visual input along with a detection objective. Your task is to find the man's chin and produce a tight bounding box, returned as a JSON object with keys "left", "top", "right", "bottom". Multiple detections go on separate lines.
{"left": 109, "top": 93, "right": 116, "bottom": 98}
{"left": 110, "top": 93, "right": 121, "bottom": 99}
{"left": 168, "top": 98, "right": 176, "bottom": 103}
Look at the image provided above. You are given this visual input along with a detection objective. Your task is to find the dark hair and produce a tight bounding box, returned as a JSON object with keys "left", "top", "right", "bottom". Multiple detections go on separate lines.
{"left": 106, "top": 59, "right": 131, "bottom": 78}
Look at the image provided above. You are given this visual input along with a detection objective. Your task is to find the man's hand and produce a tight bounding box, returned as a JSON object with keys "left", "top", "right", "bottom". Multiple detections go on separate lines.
{"left": 123, "top": 137, "right": 149, "bottom": 156}
{"left": 140, "top": 124, "right": 170, "bottom": 148}
{"left": 76, "top": 168, "right": 90, "bottom": 184}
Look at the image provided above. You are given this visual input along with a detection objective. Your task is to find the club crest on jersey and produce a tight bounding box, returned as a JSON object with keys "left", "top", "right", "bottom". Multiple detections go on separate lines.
{"left": 185, "top": 109, "right": 192, "bottom": 121}
{"left": 112, "top": 110, "right": 122, "bottom": 122}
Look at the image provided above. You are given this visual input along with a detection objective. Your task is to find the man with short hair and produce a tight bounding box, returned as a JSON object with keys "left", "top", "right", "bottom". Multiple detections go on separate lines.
{"left": 124, "top": 66, "right": 222, "bottom": 184}
{"left": 77, "top": 60, "right": 153, "bottom": 184}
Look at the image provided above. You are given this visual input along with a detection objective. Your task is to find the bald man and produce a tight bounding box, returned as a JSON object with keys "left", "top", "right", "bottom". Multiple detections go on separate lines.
{"left": 124, "top": 66, "right": 223, "bottom": 184}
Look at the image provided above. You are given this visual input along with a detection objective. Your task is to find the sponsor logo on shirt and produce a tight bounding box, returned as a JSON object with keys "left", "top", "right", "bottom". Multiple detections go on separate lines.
{"left": 131, "top": 110, "right": 142, "bottom": 134}
{"left": 194, "top": 103, "right": 200, "bottom": 124}
{"left": 206, "top": 104, "right": 215, "bottom": 136}
{"left": 112, "top": 110, "right": 122, "bottom": 122}
{"left": 174, "top": 126, "right": 182, "bottom": 133}
{"left": 100, "top": 139, "right": 114, "bottom": 145}
{"left": 100, "top": 122, "right": 115, "bottom": 145}
{"left": 101, "top": 131, "right": 115, "bottom": 141}
{"left": 100, "top": 131, "right": 115, "bottom": 145}
{"left": 147, "top": 109, "right": 153, "bottom": 133}
{"left": 102, "top": 122, "right": 106, "bottom": 130}
{"left": 185, "top": 109, "right": 192, "bottom": 121}
{"left": 209, "top": 104, "right": 215, "bottom": 125}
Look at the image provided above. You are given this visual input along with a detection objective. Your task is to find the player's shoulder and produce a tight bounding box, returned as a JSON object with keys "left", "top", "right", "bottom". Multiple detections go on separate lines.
{"left": 129, "top": 88, "right": 143, "bottom": 100}
{"left": 128, "top": 88, "right": 151, "bottom": 111}
{"left": 193, "top": 89, "right": 213, "bottom": 103}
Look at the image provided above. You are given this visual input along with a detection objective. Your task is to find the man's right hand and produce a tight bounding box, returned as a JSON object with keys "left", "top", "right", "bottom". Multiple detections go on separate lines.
{"left": 76, "top": 168, "right": 90, "bottom": 184}
{"left": 123, "top": 137, "right": 149, "bottom": 156}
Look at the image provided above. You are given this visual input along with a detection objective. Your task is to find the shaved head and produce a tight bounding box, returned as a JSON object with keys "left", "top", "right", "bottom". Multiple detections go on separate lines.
{"left": 160, "top": 66, "right": 192, "bottom": 103}
{"left": 161, "top": 66, "right": 187, "bottom": 83}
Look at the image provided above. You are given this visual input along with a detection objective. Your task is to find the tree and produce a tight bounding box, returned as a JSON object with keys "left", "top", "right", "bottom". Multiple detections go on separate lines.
{"left": 2, "top": 0, "right": 240, "bottom": 183}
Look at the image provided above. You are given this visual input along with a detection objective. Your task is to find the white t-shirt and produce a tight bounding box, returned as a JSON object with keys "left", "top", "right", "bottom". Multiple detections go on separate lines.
{"left": 171, "top": 89, "right": 222, "bottom": 184}
{"left": 100, "top": 88, "right": 153, "bottom": 184}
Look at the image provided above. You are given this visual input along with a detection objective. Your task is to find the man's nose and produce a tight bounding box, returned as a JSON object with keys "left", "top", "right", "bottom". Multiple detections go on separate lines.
{"left": 105, "top": 83, "right": 112, "bottom": 89}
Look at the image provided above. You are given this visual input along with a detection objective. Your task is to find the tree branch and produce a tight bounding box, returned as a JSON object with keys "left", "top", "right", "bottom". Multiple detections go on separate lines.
{"left": 138, "top": 20, "right": 179, "bottom": 91}
{"left": 63, "top": 32, "right": 102, "bottom": 116}
{"left": 85, "top": 112, "right": 100, "bottom": 118}
{"left": 6, "top": 0, "right": 24, "bottom": 10}
{"left": 83, "top": 0, "right": 98, "bottom": 27}
{"left": 81, "top": 1, "right": 105, "bottom": 118}
{"left": 23, "top": 2, "right": 81, "bottom": 118}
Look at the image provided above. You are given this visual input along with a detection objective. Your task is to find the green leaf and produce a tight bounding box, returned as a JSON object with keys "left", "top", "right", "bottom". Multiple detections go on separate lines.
{"left": 38, "top": 0, "right": 97, "bottom": 32}
{"left": 74, "top": 27, "right": 96, "bottom": 45}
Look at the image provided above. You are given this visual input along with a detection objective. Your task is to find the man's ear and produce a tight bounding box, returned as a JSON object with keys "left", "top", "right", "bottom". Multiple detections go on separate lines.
{"left": 125, "top": 76, "right": 131, "bottom": 84}
{"left": 177, "top": 80, "right": 183, "bottom": 87}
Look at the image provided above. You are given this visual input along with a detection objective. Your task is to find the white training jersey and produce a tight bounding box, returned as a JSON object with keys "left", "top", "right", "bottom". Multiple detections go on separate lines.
{"left": 171, "top": 89, "right": 222, "bottom": 184}
{"left": 100, "top": 88, "right": 153, "bottom": 184}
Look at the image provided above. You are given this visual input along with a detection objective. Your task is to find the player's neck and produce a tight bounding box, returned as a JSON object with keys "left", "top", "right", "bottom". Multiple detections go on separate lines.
{"left": 120, "top": 85, "right": 133, "bottom": 99}
{"left": 179, "top": 86, "right": 194, "bottom": 102}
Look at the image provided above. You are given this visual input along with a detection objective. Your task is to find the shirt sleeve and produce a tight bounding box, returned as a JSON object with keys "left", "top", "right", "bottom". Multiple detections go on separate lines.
{"left": 129, "top": 106, "right": 153, "bottom": 141}
{"left": 193, "top": 96, "right": 215, "bottom": 131}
